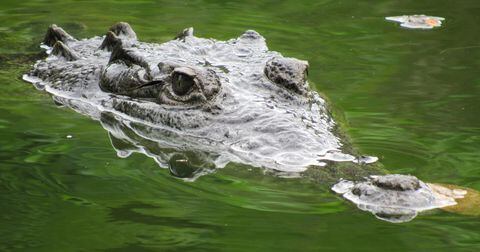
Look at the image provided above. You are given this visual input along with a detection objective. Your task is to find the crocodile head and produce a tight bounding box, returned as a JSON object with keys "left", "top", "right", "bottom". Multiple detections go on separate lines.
{"left": 25, "top": 22, "right": 371, "bottom": 178}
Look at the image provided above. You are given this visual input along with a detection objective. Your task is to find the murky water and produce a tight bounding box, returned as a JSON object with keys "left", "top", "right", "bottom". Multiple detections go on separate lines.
{"left": 1, "top": 0, "right": 480, "bottom": 251}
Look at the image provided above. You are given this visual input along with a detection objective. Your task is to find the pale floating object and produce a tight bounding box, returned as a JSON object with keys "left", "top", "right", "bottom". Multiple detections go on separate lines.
{"left": 385, "top": 15, "right": 445, "bottom": 29}
{"left": 66, "top": 135, "right": 73, "bottom": 139}
{"left": 430, "top": 183, "right": 480, "bottom": 217}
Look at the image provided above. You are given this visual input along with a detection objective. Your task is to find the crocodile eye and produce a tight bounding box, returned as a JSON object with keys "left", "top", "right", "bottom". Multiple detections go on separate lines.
{"left": 172, "top": 72, "right": 195, "bottom": 96}
{"left": 158, "top": 66, "right": 220, "bottom": 105}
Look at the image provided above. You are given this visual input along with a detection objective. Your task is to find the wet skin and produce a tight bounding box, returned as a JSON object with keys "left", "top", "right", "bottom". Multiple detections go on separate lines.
{"left": 23, "top": 22, "right": 473, "bottom": 223}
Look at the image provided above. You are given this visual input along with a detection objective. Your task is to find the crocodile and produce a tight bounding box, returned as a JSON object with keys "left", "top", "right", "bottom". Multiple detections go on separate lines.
{"left": 23, "top": 22, "right": 470, "bottom": 223}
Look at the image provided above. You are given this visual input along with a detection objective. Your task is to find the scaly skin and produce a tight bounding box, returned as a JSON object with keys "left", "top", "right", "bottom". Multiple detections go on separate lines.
{"left": 25, "top": 22, "right": 366, "bottom": 175}
{"left": 23, "top": 22, "right": 472, "bottom": 223}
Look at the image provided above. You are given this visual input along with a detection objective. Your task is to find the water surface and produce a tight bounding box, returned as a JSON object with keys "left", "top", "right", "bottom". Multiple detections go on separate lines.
{"left": 1, "top": 0, "right": 480, "bottom": 251}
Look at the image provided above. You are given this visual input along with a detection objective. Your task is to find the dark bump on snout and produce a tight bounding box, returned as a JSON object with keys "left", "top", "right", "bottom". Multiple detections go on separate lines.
{"left": 264, "top": 56, "right": 309, "bottom": 95}
{"left": 372, "top": 174, "right": 420, "bottom": 191}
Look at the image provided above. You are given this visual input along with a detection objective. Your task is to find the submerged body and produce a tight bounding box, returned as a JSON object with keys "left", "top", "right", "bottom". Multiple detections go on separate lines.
{"left": 332, "top": 175, "right": 467, "bottom": 222}
{"left": 23, "top": 22, "right": 469, "bottom": 223}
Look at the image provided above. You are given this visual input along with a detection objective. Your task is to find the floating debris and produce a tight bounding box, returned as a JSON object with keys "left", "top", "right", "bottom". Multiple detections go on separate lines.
{"left": 66, "top": 135, "right": 73, "bottom": 139}
{"left": 386, "top": 15, "right": 445, "bottom": 29}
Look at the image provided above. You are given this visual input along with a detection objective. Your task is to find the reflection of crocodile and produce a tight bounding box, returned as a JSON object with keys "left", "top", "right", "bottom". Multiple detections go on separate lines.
{"left": 23, "top": 22, "right": 470, "bottom": 223}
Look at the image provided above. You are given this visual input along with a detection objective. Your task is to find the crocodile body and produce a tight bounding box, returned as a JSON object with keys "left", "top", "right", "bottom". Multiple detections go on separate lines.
{"left": 23, "top": 22, "right": 464, "bottom": 223}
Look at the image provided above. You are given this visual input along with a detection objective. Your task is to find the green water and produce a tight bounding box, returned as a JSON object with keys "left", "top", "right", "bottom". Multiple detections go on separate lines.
{"left": 1, "top": 0, "right": 480, "bottom": 251}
